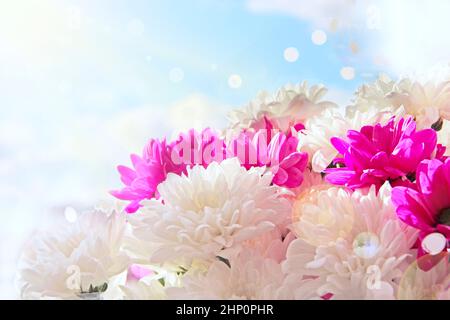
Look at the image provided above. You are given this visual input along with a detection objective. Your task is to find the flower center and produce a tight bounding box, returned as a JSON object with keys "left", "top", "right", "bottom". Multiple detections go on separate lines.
{"left": 438, "top": 208, "right": 450, "bottom": 226}
{"left": 405, "top": 171, "right": 416, "bottom": 182}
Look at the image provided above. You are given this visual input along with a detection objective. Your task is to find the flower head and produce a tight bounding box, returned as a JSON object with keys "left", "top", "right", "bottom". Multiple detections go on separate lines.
{"left": 283, "top": 183, "right": 418, "bottom": 299}
{"left": 392, "top": 158, "right": 450, "bottom": 258}
{"left": 325, "top": 116, "right": 445, "bottom": 190}
{"left": 110, "top": 138, "right": 184, "bottom": 213}
{"left": 291, "top": 185, "right": 355, "bottom": 247}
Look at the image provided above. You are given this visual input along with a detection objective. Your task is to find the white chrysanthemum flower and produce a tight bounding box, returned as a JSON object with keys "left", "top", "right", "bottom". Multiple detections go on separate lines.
{"left": 227, "top": 81, "right": 337, "bottom": 134}
{"left": 298, "top": 106, "right": 403, "bottom": 172}
{"left": 346, "top": 74, "right": 398, "bottom": 117}
{"left": 397, "top": 253, "right": 449, "bottom": 300}
{"left": 386, "top": 79, "right": 450, "bottom": 129}
{"left": 291, "top": 186, "right": 355, "bottom": 247}
{"left": 17, "top": 207, "right": 129, "bottom": 300}
{"left": 128, "top": 158, "right": 291, "bottom": 266}
{"left": 349, "top": 73, "right": 450, "bottom": 129}
{"left": 283, "top": 183, "right": 419, "bottom": 300}
{"left": 298, "top": 109, "right": 349, "bottom": 173}
{"left": 165, "top": 249, "right": 315, "bottom": 300}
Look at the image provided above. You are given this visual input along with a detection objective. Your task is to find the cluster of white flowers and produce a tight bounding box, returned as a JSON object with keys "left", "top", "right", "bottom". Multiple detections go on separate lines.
{"left": 348, "top": 73, "right": 450, "bottom": 130}
{"left": 16, "top": 73, "right": 450, "bottom": 300}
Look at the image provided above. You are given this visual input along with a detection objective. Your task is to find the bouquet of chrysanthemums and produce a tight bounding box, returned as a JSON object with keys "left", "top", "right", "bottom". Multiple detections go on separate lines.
{"left": 17, "top": 74, "right": 450, "bottom": 300}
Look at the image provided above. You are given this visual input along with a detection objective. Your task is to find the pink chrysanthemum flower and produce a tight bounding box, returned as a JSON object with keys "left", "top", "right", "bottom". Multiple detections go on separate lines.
{"left": 392, "top": 159, "right": 450, "bottom": 258}
{"left": 110, "top": 138, "right": 185, "bottom": 213}
{"left": 111, "top": 128, "right": 225, "bottom": 213}
{"left": 227, "top": 125, "right": 308, "bottom": 188}
{"left": 325, "top": 116, "right": 446, "bottom": 190}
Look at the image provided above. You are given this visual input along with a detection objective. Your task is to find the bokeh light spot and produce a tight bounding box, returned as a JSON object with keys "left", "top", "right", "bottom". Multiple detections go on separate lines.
{"left": 283, "top": 47, "right": 299, "bottom": 62}
{"left": 228, "top": 74, "right": 242, "bottom": 89}
{"left": 422, "top": 232, "right": 447, "bottom": 255}
{"left": 340, "top": 66, "right": 355, "bottom": 80}
{"left": 64, "top": 207, "right": 78, "bottom": 223}
{"left": 311, "top": 30, "right": 327, "bottom": 45}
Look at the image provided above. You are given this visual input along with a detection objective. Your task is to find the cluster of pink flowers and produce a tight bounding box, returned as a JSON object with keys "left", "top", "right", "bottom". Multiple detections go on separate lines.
{"left": 112, "top": 124, "right": 308, "bottom": 213}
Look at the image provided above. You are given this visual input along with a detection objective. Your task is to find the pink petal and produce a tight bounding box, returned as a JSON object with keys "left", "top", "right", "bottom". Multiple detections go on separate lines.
{"left": 330, "top": 137, "right": 350, "bottom": 155}
{"left": 325, "top": 168, "right": 355, "bottom": 186}
{"left": 110, "top": 188, "right": 138, "bottom": 201}
{"left": 416, "top": 159, "right": 450, "bottom": 214}
{"left": 272, "top": 167, "right": 288, "bottom": 185}
{"left": 117, "top": 165, "right": 137, "bottom": 186}
{"left": 283, "top": 167, "right": 304, "bottom": 188}
{"left": 125, "top": 200, "right": 142, "bottom": 214}
{"left": 391, "top": 187, "right": 436, "bottom": 231}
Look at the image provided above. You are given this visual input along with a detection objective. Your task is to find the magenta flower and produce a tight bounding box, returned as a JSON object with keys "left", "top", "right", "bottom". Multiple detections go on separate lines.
{"left": 392, "top": 158, "right": 450, "bottom": 258}
{"left": 111, "top": 128, "right": 225, "bottom": 213}
{"left": 110, "top": 138, "right": 186, "bottom": 213}
{"left": 227, "top": 128, "right": 308, "bottom": 188}
{"left": 325, "top": 117, "right": 446, "bottom": 190}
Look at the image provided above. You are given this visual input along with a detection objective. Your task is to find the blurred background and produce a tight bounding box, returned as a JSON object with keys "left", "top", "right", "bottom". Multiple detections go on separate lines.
{"left": 1, "top": 0, "right": 450, "bottom": 299}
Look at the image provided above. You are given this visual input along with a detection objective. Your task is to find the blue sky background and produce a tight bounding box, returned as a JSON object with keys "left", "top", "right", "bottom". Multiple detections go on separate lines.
{"left": 2, "top": 0, "right": 450, "bottom": 298}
